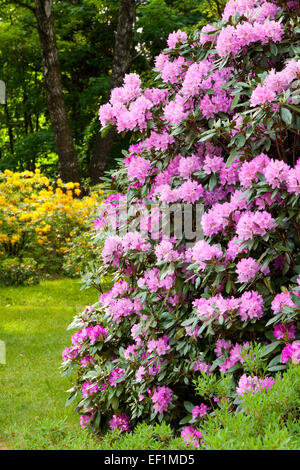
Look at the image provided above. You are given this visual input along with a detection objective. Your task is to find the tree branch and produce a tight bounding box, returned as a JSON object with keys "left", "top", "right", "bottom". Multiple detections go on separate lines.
{"left": 3, "top": 0, "right": 35, "bottom": 14}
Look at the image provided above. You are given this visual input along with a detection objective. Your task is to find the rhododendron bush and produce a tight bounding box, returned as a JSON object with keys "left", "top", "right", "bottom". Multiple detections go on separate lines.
{"left": 62, "top": 0, "right": 300, "bottom": 439}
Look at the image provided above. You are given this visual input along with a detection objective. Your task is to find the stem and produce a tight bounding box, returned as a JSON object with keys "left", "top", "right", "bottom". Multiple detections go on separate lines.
{"left": 275, "top": 133, "right": 283, "bottom": 161}
{"left": 292, "top": 134, "right": 299, "bottom": 167}
{"left": 278, "top": 119, "right": 287, "bottom": 163}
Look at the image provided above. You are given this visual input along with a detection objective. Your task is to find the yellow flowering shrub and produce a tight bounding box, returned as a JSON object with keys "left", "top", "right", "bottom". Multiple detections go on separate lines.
{"left": 0, "top": 169, "right": 104, "bottom": 275}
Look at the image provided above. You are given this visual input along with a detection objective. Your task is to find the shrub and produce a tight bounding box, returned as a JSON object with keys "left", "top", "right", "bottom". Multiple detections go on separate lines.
{"left": 93, "top": 365, "right": 300, "bottom": 450}
{"left": 62, "top": 0, "right": 300, "bottom": 437}
{"left": 196, "top": 365, "right": 300, "bottom": 450}
{"left": 62, "top": 230, "right": 101, "bottom": 278}
{"left": 0, "top": 257, "right": 39, "bottom": 286}
{"left": 0, "top": 169, "right": 103, "bottom": 277}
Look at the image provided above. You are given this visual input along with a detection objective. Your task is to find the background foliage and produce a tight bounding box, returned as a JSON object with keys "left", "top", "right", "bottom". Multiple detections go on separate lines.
{"left": 0, "top": 169, "right": 103, "bottom": 282}
{"left": 0, "top": 0, "right": 220, "bottom": 178}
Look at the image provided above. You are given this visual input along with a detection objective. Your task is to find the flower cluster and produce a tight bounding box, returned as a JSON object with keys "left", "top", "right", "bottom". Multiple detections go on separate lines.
{"left": 216, "top": 20, "right": 283, "bottom": 58}
{"left": 151, "top": 386, "right": 173, "bottom": 414}
{"left": 281, "top": 341, "right": 300, "bottom": 365}
{"left": 193, "top": 290, "right": 264, "bottom": 323}
{"left": 0, "top": 169, "right": 103, "bottom": 278}
{"left": 181, "top": 427, "right": 203, "bottom": 448}
{"left": 109, "top": 414, "right": 131, "bottom": 433}
{"left": 236, "top": 374, "right": 276, "bottom": 395}
{"left": 251, "top": 59, "right": 300, "bottom": 107}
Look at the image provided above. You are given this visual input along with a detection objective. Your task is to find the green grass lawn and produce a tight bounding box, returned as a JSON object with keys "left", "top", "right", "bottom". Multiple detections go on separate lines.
{"left": 0, "top": 278, "right": 186, "bottom": 451}
{"left": 0, "top": 278, "right": 104, "bottom": 449}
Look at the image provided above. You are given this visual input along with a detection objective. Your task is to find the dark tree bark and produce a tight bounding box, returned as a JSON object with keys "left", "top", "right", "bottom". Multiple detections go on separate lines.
{"left": 34, "top": 0, "right": 81, "bottom": 182}
{"left": 88, "top": 0, "right": 136, "bottom": 185}
{"left": 23, "top": 88, "right": 34, "bottom": 134}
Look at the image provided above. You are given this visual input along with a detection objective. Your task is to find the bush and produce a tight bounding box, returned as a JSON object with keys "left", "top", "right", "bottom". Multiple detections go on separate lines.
{"left": 62, "top": 0, "right": 300, "bottom": 438}
{"left": 197, "top": 365, "right": 300, "bottom": 450}
{"left": 0, "top": 169, "right": 103, "bottom": 277}
{"left": 62, "top": 231, "right": 102, "bottom": 279}
{"left": 0, "top": 257, "right": 39, "bottom": 286}
{"left": 93, "top": 365, "right": 300, "bottom": 450}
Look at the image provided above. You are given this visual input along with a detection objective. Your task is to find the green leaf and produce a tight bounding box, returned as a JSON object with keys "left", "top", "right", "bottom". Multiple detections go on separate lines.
{"left": 65, "top": 392, "right": 77, "bottom": 406}
{"left": 236, "top": 134, "right": 246, "bottom": 148}
{"left": 267, "top": 353, "right": 282, "bottom": 369}
{"left": 101, "top": 123, "right": 112, "bottom": 138}
{"left": 280, "top": 107, "right": 293, "bottom": 125}
{"left": 226, "top": 150, "right": 239, "bottom": 168}
{"left": 261, "top": 341, "right": 281, "bottom": 357}
{"left": 290, "top": 293, "right": 300, "bottom": 307}
{"left": 209, "top": 174, "right": 218, "bottom": 191}
{"left": 267, "top": 365, "right": 287, "bottom": 372}
{"left": 270, "top": 43, "right": 278, "bottom": 56}
{"left": 231, "top": 94, "right": 240, "bottom": 110}
{"left": 111, "top": 397, "right": 119, "bottom": 410}
{"left": 179, "top": 415, "right": 193, "bottom": 425}
{"left": 184, "top": 401, "right": 194, "bottom": 413}
{"left": 265, "top": 314, "right": 282, "bottom": 327}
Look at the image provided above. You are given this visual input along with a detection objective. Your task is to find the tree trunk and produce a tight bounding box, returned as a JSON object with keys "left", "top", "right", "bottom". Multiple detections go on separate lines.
{"left": 34, "top": 0, "right": 81, "bottom": 182}
{"left": 88, "top": 0, "right": 136, "bottom": 185}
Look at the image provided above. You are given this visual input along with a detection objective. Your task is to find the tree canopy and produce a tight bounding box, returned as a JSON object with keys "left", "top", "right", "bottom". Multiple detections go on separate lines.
{"left": 0, "top": 0, "right": 220, "bottom": 180}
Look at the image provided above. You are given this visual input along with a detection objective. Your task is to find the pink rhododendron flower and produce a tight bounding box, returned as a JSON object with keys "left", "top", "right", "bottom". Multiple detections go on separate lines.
{"left": 287, "top": 166, "right": 300, "bottom": 194}
{"left": 177, "top": 179, "right": 204, "bottom": 203}
{"left": 181, "top": 427, "right": 203, "bottom": 448}
{"left": 62, "top": 346, "right": 81, "bottom": 362}
{"left": 264, "top": 159, "right": 291, "bottom": 188}
{"left": 238, "top": 290, "right": 264, "bottom": 321}
{"left": 193, "top": 360, "right": 212, "bottom": 374}
{"left": 109, "top": 368, "right": 125, "bottom": 387}
{"left": 239, "top": 153, "right": 270, "bottom": 187}
{"left": 163, "top": 96, "right": 188, "bottom": 125}
{"left": 167, "top": 30, "right": 187, "bottom": 49}
{"left": 250, "top": 85, "right": 276, "bottom": 106}
{"left": 178, "top": 155, "right": 201, "bottom": 179}
{"left": 251, "top": 59, "right": 300, "bottom": 106}
{"left": 273, "top": 323, "right": 297, "bottom": 341}
{"left": 222, "top": 0, "right": 280, "bottom": 23}
{"left": 281, "top": 341, "right": 300, "bottom": 364}
{"left": 271, "top": 292, "right": 297, "bottom": 314}
{"left": 80, "top": 356, "right": 96, "bottom": 368}
{"left": 236, "top": 374, "right": 276, "bottom": 395}
{"left": 109, "top": 414, "right": 131, "bottom": 433}
{"left": 192, "top": 404, "right": 209, "bottom": 419}
{"left": 151, "top": 386, "right": 173, "bottom": 413}
{"left": 80, "top": 414, "right": 93, "bottom": 429}
{"left": 236, "top": 210, "right": 276, "bottom": 240}
{"left": 82, "top": 382, "right": 100, "bottom": 398}
{"left": 136, "top": 366, "right": 146, "bottom": 383}
{"left": 186, "top": 240, "right": 223, "bottom": 271}
{"left": 147, "top": 335, "right": 171, "bottom": 356}
{"left": 126, "top": 156, "right": 151, "bottom": 184}
{"left": 155, "top": 239, "right": 180, "bottom": 263}
{"left": 200, "top": 24, "right": 218, "bottom": 45}
{"left": 216, "top": 20, "right": 283, "bottom": 58}
{"left": 236, "top": 257, "right": 261, "bottom": 282}
{"left": 214, "top": 338, "right": 232, "bottom": 357}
